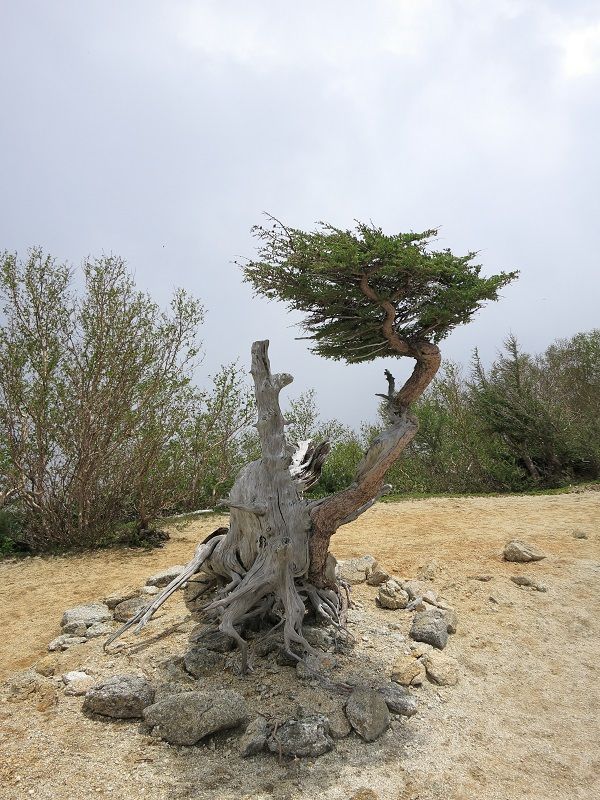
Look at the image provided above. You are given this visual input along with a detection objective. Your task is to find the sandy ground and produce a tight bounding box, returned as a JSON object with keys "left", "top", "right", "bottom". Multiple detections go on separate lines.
{"left": 0, "top": 492, "right": 599, "bottom": 800}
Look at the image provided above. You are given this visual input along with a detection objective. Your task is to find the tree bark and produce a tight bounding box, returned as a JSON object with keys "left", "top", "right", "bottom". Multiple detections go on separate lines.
{"left": 107, "top": 338, "right": 440, "bottom": 669}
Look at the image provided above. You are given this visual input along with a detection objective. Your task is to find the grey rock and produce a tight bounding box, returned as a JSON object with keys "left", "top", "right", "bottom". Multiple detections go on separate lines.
{"left": 183, "top": 646, "right": 224, "bottom": 677}
{"left": 104, "top": 588, "right": 139, "bottom": 609}
{"left": 378, "top": 579, "right": 409, "bottom": 610}
{"left": 239, "top": 715, "right": 270, "bottom": 757}
{"left": 377, "top": 683, "right": 418, "bottom": 717}
{"left": 85, "top": 622, "right": 114, "bottom": 639}
{"left": 573, "top": 529, "right": 588, "bottom": 540}
{"left": 345, "top": 687, "right": 390, "bottom": 742}
{"left": 146, "top": 565, "right": 186, "bottom": 588}
{"left": 61, "top": 603, "right": 112, "bottom": 634}
{"left": 431, "top": 607, "right": 458, "bottom": 634}
{"left": 390, "top": 655, "right": 426, "bottom": 686}
{"left": 502, "top": 540, "right": 546, "bottom": 563}
{"left": 113, "top": 596, "right": 149, "bottom": 622}
{"left": 510, "top": 575, "right": 547, "bottom": 592}
{"left": 366, "top": 561, "right": 390, "bottom": 586}
{"left": 303, "top": 625, "right": 335, "bottom": 650}
{"left": 153, "top": 682, "right": 194, "bottom": 703}
{"left": 62, "top": 670, "right": 88, "bottom": 684}
{"left": 296, "top": 652, "right": 336, "bottom": 679}
{"left": 142, "top": 585, "right": 159, "bottom": 595}
{"left": 410, "top": 610, "right": 448, "bottom": 650}
{"left": 328, "top": 707, "right": 352, "bottom": 739}
{"left": 64, "top": 676, "right": 95, "bottom": 696}
{"left": 83, "top": 674, "right": 155, "bottom": 719}
{"left": 48, "top": 634, "right": 87, "bottom": 651}
{"left": 422, "top": 590, "right": 439, "bottom": 606}
{"left": 267, "top": 715, "right": 333, "bottom": 757}
{"left": 189, "top": 624, "right": 236, "bottom": 652}
{"left": 402, "top": 580, "right": 431, "bottom": 601}
{"left": 337, "top": 555, "right": 376, "bottom": 585}
{"left": 143, "top": 690, "right": 247, "bottom": 745}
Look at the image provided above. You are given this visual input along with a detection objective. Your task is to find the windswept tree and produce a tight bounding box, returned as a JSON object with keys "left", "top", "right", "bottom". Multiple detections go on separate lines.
{"left": 110, "top": 219, "right": 517, "bottom": 670}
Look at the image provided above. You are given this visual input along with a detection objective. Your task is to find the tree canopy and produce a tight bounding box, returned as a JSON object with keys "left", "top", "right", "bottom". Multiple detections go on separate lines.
{"left": 243, "top": 218, "right": 518, "bottom": 363}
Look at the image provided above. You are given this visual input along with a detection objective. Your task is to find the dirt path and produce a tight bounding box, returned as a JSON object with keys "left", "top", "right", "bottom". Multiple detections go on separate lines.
{"left": 1, "top": 492, "right": 599, "bottom": 799}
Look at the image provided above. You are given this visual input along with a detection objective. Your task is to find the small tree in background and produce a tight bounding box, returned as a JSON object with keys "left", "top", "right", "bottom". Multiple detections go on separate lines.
{"left": 111, "top": 219, "right": 517, "bottom": 670}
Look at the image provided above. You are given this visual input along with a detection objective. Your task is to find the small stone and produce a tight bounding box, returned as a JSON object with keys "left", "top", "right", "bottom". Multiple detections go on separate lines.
{"left": 421, "top": 652, "right": 459, "bottom": 686}
{"left": 418, "top": 560, "right": 440, "bottom": 581}
{"left": 62, "top": 670, "right": 88, "bottom": 684}
{"left": 104, "top": 588, "right": 139, "bottom": 609}
{"left": 510, "top": 575, "right": 548, "bottom": 592}
{"left": 434, "top": 607, "right": 458, "bottom": 634}
{"left": 410, "top": 610, "right": 448, "bottom": 650}
{"left": 377, "top": 579, "right": 409, "bottom": 610}
{"left": 85, "top": 622, "right": 113, "bottom": 639}
{"left": 145, "top": 565, "right": 186, "bottom": 588}
{"left": 83, "top": 674, "right": 155, "bottom": 719}
{"left": 296, "top": 652, "right": 336, "bottom": 679}
{"left": 409, "top": 641, "right": 433, "bottom": 658}
{"left": 471, "top": 574, "right": 493, "bottom": 582}
{"left": 48, "top": 634, "right": 87, "bottom": 652}
{"left": 65, "top": 676, "right": 95, "bottom": 696}
{"left": 366, "top": 561, "right": 390, "bottom": 586}
{"left": 573, "top": 529, "right": 588, "bottom": 540}
{"left": 337, "top": 555, "right": 376, "bottom": 585}
{"left": 113, "top": 596, "right": 148, "bottom": 623}
{"left": 61, "top": 603, "right": 112, "bottom": 633}
{"left": 34, "top": 655, "right": 59, "bottom": 677}
{"left": 143, "top": 690, "right": 247, "bottom": 745}
{"left": 142, "top": 585, "right": 159, "bottom": 595}
{"left": 390, "top": 655, "right": 425, "bottom": 686}
{"left": 267, "top": 715, "right": 333, "bottom": 757}
{"left": 502, "top": 540, "right": 546, "bottom": 563}
{"left": 345, "top": 687, "right": 389, "bottom": 742}
{"left": 328, "top": 707, "right": 352, "bottom": 739}
{"left": 183, "top": 646, "right": 224, "bottom": 678}
{"left": 377, "top": 683, "right": 418, "bottom": 717}
{"left": 422, "top": 590, "right": 439, "bottom": 606}
{"left": 402, "top": 580, "right": 430, "bottom": 600}
{"left": 239, "top": 715, "right": 269, "bottom": 757}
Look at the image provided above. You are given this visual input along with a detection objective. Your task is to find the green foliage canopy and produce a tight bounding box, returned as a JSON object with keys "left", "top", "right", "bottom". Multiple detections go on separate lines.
{"left": 243, "top": 218, "right": 518, "bottom": 363}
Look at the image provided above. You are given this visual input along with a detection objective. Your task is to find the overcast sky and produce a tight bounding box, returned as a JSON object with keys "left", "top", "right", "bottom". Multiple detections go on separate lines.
{"left": 1, "top": 1, "right": 598, "bottom": 426}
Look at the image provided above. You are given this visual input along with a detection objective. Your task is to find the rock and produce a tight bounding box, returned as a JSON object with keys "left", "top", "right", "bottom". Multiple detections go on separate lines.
{"left": 345, "top": 687, "right": 389, "bottom": 742}
{"left": 85, "top": 622, "right": 114, "bottom": 639}
{"left": 377, "top": 580, "right": 410, "bottom": 610}
{"left": 502, "top": 540, "right": 546, "bottom": 563}
{"left": 422, "top": 590, "right": 439, "bottom": 606}
{"left": 34, "top": 655, "right": 59, "bottom": 677}
{"left": 328, "top": 707, "right": 352, "bottom": 739}
{"left": 65, "top": 676, "right": 96, "bottom": 696}
{"left": 366, "top": 561, "right": 390, "bottom": 586}
{"left": 145, "top": 565, "right": 186, "bottom": 588}
{"left": 410, "top": 610, "right": 448, "bottom": 650}
{"left": 337, "top": 555, "right": 376, "bottom": 585}
{"left": 6, "top": 669, "right": 54, "bottom": 702}
{"left": 303, "top": 625, "right": 335, "bottom": 650}
{"left": 377, "top": 683, "right": 418, "bottom": 717}
{"left": 48, "top": 634, "right": 87, "bottom": 652}
{"left": 296, "top": 652, "right": 336, "bottom": 679}
{"left": 421, "top": 652, "right": 459, "bottom": 686}
{"left": 104, "top": 588, "right": 140, "bottom": 609}
{"left": 409, "top": 641, "right": 433, "bottom": 658}
{"left": 142, "top": 585, "right": 159, "bottom": 595}
{"left": 433, "top": 607, "right": 458, "bottom": 634}
{"left": 153, "top": 682, "right": 194, "bottom": 703}
{"left": 267, "top": 715, "right": 333, "bottom": 757}
{"left": 418, "top": 560, "right": 440, "bottom": 580}
{"left": 471, "top": 574, "right": 493, "bottom": 582}
{"left": 143, "top": 690, "right": 247, "bottom": 745}
{"left": 189, "top": 624, "right": 236, "bottom": 652}
{"left": 183, "top": 646, "right": 224, "bottom": 677}
{"left": 239, "top": 715, "right": 270, "bottom": 757}
{"left": 402, "top": 580, "right": 430, "bottom": 600}
{"left": 184, "top": 575, "right": 215, "bottom": 613}
{"left": 61, "top": 603, "right": 112, "bottom": 634}
{"left": 573, "top": 529, "right": 588, "bottom": 539}
{"left": 510, "top": 575, "right": 548, "bottom": 592}
{"left": 83, "top": 674, "right": 155, "bottom": 719}
{"left": 113, "top": 596, "right": 149, "bottom": 622}
{"left": 62, "top": 670, "right": 88, "bottom": 684}
{"left": 390, "top": 655, "right": 425, "bottom": 686}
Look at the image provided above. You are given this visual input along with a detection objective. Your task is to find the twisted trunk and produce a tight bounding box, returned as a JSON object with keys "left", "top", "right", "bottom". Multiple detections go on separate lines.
{"left": 107, "top": 338, "right": 440, "bottom": 670}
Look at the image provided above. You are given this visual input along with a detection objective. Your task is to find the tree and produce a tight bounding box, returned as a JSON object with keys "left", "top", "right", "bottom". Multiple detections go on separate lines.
{"left": 0, "top": 248, "right": 203, "bottom": 548}
{"left": 109, "top": 219, "right": 517, "bottom": 670}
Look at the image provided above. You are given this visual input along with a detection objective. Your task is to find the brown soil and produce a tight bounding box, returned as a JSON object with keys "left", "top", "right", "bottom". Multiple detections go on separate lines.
{"left": 0, "top": 493, "right": 599, "bottom": 800}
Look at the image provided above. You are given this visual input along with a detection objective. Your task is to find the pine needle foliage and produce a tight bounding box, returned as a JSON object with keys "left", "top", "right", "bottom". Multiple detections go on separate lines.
{"left": 242, "top": 218, "right": 518, "bottom": 363}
